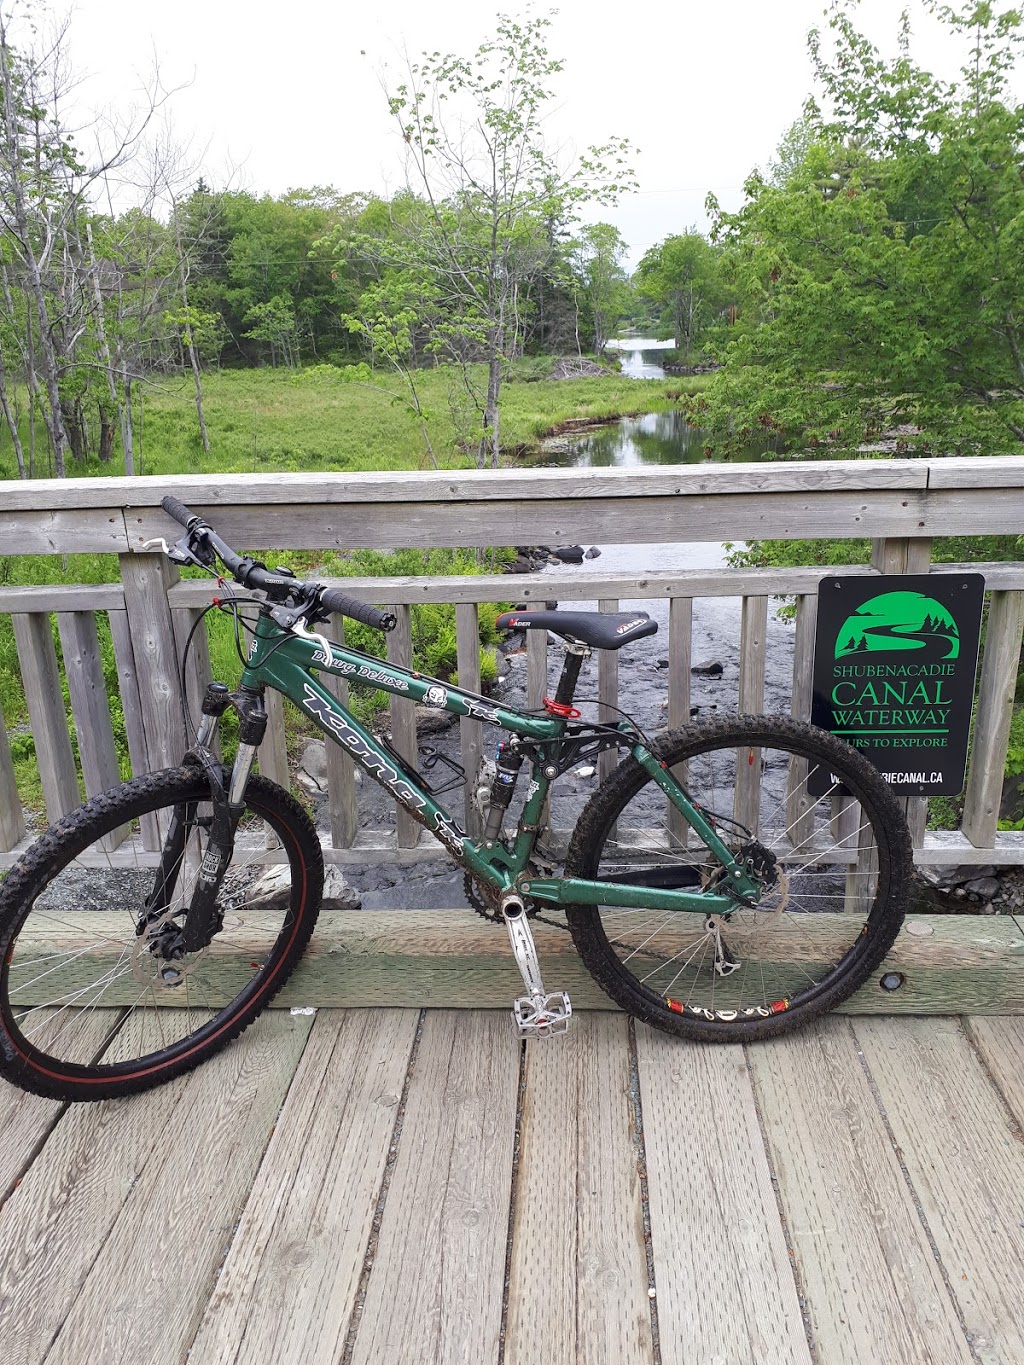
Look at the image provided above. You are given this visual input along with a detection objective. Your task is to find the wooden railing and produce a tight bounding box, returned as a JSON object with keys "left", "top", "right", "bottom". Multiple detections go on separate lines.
{"left": 2, "top": 458, "right": 1024, "bottom": 869}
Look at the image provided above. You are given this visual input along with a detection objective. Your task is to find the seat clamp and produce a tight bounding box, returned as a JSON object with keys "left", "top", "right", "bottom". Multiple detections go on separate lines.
{"left": 543, "top": 698, "right": 581, "bottom": 719}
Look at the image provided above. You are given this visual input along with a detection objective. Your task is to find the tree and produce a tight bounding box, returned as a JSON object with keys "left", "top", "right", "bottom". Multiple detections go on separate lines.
{"left": 695, "top": 1, "right": 1024, "bottom": 458}
{"left": 377, "top": 11, "right": 635, "bottom": 467}
{"left": 634, "top": 232, "right": 729, "bottom": 364}
{"left": 570, "top": 222, "right": 629, "bottom": 354}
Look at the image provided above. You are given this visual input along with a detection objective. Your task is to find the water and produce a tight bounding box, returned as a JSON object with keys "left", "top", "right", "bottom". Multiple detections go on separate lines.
{"left": 538, "top": 409, "right": 759, "bottom": 469}
{"left": 605, "top": 336, "right": 675, "bottom": 379}
{"left": 524, "top": 343, "right": 794, "bottom": 718}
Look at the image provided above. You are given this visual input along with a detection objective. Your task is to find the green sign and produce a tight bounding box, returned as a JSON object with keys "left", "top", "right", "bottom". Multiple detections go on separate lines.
{"left": 810, "top": 574, "right": 984, "bottom": 796}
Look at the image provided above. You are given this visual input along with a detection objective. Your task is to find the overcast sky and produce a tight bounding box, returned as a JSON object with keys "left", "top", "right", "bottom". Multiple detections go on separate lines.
{"left": 48, "top": 0, "right": 1007, "bottom": 268}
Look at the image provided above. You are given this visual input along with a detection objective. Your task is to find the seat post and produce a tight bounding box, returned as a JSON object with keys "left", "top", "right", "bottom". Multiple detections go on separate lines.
{"left": 553, "top": 643, "right": 588, "bottom": 707}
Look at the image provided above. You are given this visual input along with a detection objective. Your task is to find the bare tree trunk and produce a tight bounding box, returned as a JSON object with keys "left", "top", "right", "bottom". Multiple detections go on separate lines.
{"left": 174, "top": 217, "right": 210, "bottom": 453}
{"left": 483, "top": 351, "right": 501, "bottom": 470}
{"left": 85, "top": 221, "right": 129, "bottom": 470}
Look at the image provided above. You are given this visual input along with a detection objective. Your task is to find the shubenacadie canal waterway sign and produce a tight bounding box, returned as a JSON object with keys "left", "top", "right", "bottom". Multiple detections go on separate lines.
{"left": 810, "top": 574, "right": 984, "bottom": 796}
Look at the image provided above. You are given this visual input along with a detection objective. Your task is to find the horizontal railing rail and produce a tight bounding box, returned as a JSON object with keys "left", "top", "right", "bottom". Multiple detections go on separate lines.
{"left": 1, "top": 459, "right": 1023, "bottom": 874}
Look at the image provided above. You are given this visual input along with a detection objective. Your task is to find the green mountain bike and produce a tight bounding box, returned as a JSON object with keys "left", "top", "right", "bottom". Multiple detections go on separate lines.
{"left": 0, "top": 497, "right": 912, "bottom": 1101}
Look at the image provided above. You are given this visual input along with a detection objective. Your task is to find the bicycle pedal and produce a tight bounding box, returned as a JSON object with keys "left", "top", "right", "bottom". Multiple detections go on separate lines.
{"left": 513, "top": 991, "right": 572, "bottom": 1038}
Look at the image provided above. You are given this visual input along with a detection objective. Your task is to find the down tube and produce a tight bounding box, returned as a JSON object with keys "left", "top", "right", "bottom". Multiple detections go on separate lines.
{"left": 270, "top": 666, "right": 471, "bottom": 861}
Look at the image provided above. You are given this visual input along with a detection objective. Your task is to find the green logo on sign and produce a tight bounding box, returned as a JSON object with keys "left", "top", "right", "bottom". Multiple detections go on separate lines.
{"left": 834, "top": 591, "right": 960, "bottom": 661}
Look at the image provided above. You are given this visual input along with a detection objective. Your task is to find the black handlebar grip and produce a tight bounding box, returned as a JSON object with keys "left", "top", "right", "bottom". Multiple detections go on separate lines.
{"left": 161, "top": 494, "right": 200, "bottom": 527}
{"left": 319, "top": 587, "right": 397, "bottom": 632}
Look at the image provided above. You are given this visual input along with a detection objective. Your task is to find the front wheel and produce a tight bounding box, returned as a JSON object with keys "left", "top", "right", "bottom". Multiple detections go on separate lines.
{"left": 0, "top": 767, "right": 324, "bottom": 1101}
{"left": 564, "top": 716, "right": 912, "bottom": 1041}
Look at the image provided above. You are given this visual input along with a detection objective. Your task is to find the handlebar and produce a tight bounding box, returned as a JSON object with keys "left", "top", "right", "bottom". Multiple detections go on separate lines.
{"left": 160, "top": 495, "right": 396, "bottom": 633}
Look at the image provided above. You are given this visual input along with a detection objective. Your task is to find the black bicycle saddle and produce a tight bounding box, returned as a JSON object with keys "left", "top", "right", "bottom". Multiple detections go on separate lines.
{"left": 496, "top": 609, "right": 658, "bottom": 650}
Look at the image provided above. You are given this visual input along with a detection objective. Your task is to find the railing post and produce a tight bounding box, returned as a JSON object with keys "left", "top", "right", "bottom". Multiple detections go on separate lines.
{"left": 597, "top": 598, "right": 620, "bottom": 783}
{"left": 57, "top": 610, "right": 127, "bottom": 850}
{"left": 386, "top": 605, "right": 419, "bottom": 848}
{"left": 11, "top": 613, "right": 79, "bottom": 822}
{"left": 962, "top": 590, "right": 1024, "bottom": 848}
{"left": 787, "top": 593, "right": 818, "bottom": 848}
{"left": 118, "top": 553, "right": 186, "bottom": 771}
{"left": 736, "top": 596, "right": 768, "bottom": 834}
{"left": 324, "top": 617, "right": 359, "bottom": 848}
{"left": 455, "top": 603, "right": 483, "bottom": 837}
{"left": 667, "top": 596, "right": 693, "bottom": 847}
{"left": 259, "top": 688, "right": 291, "bottom": 791}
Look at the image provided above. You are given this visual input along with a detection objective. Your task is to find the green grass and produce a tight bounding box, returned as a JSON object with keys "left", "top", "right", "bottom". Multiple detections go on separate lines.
{"left": 2, "top": 361, "right": 695, "bottom": 817}
{"left": 0, "top": 364, "right": 704, "bottom": 481}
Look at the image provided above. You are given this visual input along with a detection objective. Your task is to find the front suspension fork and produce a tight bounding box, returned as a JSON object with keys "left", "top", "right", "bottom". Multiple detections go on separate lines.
{"left": 143, "top": 683, "right": 267, "bottom": 952}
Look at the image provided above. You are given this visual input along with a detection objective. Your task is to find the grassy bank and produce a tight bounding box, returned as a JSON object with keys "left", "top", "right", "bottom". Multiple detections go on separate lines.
{"left": 2, "top": 362, "right": 696, "bottom": 814}
{"left": 0, "top": 365, "right": 703, "bottom": 481}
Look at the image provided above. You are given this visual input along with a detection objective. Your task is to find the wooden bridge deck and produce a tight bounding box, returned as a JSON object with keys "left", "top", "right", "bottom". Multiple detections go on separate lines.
{"left": 3, "top": 1009, "right": 1024, "bottom": 1364}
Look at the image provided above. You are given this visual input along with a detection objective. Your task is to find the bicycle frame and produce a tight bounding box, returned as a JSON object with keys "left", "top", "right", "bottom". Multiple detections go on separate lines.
{"left": 240, "top": 613, "right": 761, "bottom": 912}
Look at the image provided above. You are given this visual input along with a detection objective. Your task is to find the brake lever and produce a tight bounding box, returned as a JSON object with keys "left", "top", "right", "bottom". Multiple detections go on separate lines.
{"left": 265, "top": 601, "right": 332, "bottom": 661}
{"left": 142, "top": 533, "right": 215, "bottom": 570}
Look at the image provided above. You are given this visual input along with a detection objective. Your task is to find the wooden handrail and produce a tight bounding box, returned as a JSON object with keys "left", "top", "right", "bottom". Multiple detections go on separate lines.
{"left": 1, "top": 460, "right": 1023, "bottom": 873}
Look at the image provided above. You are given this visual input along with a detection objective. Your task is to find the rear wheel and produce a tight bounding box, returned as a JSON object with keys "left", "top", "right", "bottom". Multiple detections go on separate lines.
{"left": 565, "top": 716, "right": 911, "bottom": 1041}
{"left": 0, "top": 767, "right": 323, "bottom": 1101}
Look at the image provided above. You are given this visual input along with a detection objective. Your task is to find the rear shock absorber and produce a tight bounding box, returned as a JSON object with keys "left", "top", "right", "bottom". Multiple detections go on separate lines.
{"left": 483, "top": 742, "right": 524, "bottom": 843}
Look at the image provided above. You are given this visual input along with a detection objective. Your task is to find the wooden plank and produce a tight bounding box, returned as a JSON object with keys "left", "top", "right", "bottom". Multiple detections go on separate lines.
{"left": 323, "top": 616, "right": 359, "bottom": 847}
{"left": 504, "top": 1015, "right": 652, "bottom": 1365}
{"left": 635, "top": 1024, "right": 812, "bottom": 1365}
{"left": 188, "top": 1009, "right": 417, "bottom": 1365}
{"left": 348, "top": 1011, "right": 518, "bottom": 1365}
{"left": 963, "top": 1015, "right": 1024, "bottom": 1130}
{"left": 385, "top": 605, "right": 418, "bottom": 849}
{"left": 118, "top": 552, "right": 185, "bottom": 771}
{"left": 258, "top": 684, "right": 290, "bottom": 791}
{"left": 9, "top": 910, "right": 1024, "bottom": 1013}
{"left": 39, "top": 1010, "right": 312, "bottom": 1365}
{"left": 167, "top": 560, "right": 1024, "bottom": 608}
{"left": 107, "top": 608, "right": 149, "bottom": 780}
{"left": 738, "top": 594, "right": 768, "bottom": 714}
{"left": 0, "top": 1009, "right": 310, "bottom": 1365}
{"left": 0, "top": 1012, "right": 117, "bottom": 1204}
{"left": 598, "top": 598, "right": 620, "bottom": 784}
{"left": 455, "top": 602, "right": 483, "bottom": 836}
{"left": 0, "top": 508, "right": 128, "bottom": 555}
{"left": 55, "top": 611, "right": 122, "bottom": 799}
{"left": 0, "top": 691, "right": 26, "bottom": 852}
{"left": 855, "top": 1016, "right": 1024, "bottom": 1363}
{"left": 0, "top": 583, "right": 124, "bottom": 612}
{"left": 748, "top": 1018, "right": 973, "bottom": 1365}
{"left": 124, "top": 490, "right": 991, "bottom": 553}
{"left": 3, "top": 459, "right": 937, "bottom": 511}
{"left": 962, "top": 590, "right": 1024, "bottom": 847}
{"left": 11, "top": 612, "right": 80, "bottom": 822}
{"left": 926, "top": 455, "right": 1024, "bottom": 487}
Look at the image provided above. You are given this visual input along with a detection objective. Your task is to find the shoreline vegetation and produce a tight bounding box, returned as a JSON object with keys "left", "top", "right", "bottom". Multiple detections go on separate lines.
{"left": 0, "top": 364, "right": 706, "bottom": 483}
